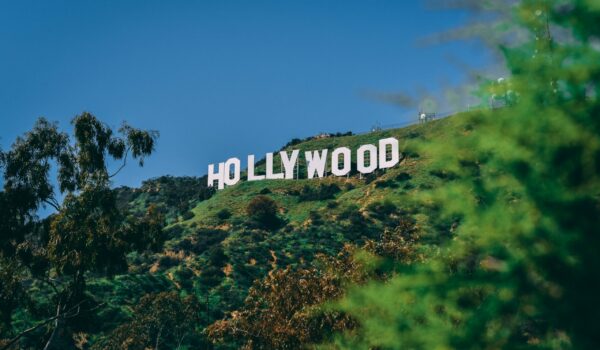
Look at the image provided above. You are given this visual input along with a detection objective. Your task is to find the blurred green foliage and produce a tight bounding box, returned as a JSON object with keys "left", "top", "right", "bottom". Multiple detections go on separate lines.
{"left": 329, "top": 1, "right": 600, "bottom": 349}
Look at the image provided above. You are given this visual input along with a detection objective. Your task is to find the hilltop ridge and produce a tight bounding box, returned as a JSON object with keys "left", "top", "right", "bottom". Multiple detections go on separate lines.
{"left": 7, "top": 111, "right": 475, "bottom": 348}
{"left": 100, "top": 113, "right": 466, "bottom": 325}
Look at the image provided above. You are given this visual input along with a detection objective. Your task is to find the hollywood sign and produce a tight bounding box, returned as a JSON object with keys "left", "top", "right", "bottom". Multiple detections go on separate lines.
{"left": 207, "top": 137, "right": 401, "bottom": 189}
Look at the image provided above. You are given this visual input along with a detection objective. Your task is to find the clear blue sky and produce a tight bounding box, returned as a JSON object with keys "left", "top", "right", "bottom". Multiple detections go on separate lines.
{"left": 0, "top": 0, "right": 491, "bottom": 188}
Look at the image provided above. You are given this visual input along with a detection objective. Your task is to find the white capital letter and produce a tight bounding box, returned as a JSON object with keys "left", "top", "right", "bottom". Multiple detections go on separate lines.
{"left": 224, "top": 157, "right": 241, "bottom": 186}
{"left": 379, "top": 137, "right": 399, "bottom": 169}
{"left": 305, "top": 149, "right": 328, "bottom": 179}
{"left": 357, "top": 144, "right": 377, "bottom": 174}
{"left": 208, "top": 162, "right": 225, "bottom": 190}
{"left": 266, "top": 152, "right": 284, "bottom": 179}
{"left": 331, "top": 147, "right": 351, "bottom": 176}
{"left": 247, "top": 154, "right": 265, "bottom": 181}
{"left": 280, "top": 150, "right": 299, "bottom": 179}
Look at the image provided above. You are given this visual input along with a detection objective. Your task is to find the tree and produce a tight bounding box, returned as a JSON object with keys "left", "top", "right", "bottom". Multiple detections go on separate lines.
{"left": 207, "top": 263, "right": 356, "bottom": 349}
{"left": 0, "top": 259, "right": 24, "bottom": 335}
{"left": 207, "top": 212, "right": 420, "bottom": 349}
{"left": 91, "top": 292, "right": 201, "bottom": 350}
{"left": 245, "top": 195, "right": 282, "bottom": 230}
{"left": 330, "top": 1, "right": 600, "bottom": 349}
{"left": 0, "top": 112, "right": 164, "bottom": 349}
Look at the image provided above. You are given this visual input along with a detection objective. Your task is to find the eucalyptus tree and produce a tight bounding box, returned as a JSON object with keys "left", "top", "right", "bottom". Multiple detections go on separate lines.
{"left": 91, "top": 292, "right": 201, "bottom": 350}
{"left": 0, "top": 112, "right": 164, "bottom": 350}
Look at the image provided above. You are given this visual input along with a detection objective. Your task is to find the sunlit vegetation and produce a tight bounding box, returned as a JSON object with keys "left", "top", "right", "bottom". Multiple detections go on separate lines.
{"left": 2, "top": 1, "right": 599, "bottom": 349}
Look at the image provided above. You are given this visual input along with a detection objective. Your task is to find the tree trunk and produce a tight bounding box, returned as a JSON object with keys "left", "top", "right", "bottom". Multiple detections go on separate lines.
{"left": 154, "top": 325, "right": 163, "bottom": 350}
{"left": 43, "top": 303, "right": 62, "bottom": 350}
{"left": 42, "top": 299, "right": 78, "bottom": 350}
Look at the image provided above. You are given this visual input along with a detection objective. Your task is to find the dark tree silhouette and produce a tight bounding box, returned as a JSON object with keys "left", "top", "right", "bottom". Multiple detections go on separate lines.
{"left": 0, "top": 113, "right": 164, "bottom": 350}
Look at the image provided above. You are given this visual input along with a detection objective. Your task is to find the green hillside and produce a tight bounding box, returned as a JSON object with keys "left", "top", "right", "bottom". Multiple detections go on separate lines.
{"left": 4, "top": 2, "right": 599, "bottom": 348}
{"left": 173, "top": 114, "right": 459, "bottom": 228}
{"left": 78, "top": 113, "right": 468, "bottom": 347}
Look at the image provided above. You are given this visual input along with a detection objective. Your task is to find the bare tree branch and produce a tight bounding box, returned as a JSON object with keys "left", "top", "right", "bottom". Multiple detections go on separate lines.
{"left": 1, "top": 300, "right": 86, "bottom": 350}
{"left": 43, "top": 198, "right": 60, "bottom": 212}
{"left": 109, "top": 147, "right": 130, "bottom": 178}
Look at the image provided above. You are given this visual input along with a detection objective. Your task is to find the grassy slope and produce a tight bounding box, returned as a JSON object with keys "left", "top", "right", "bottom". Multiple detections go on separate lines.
{"left": 181, "top": 113, "right": 461, "bottom": 232}
{"left": 79, "top": 112, "right": 470, "bottom": 346}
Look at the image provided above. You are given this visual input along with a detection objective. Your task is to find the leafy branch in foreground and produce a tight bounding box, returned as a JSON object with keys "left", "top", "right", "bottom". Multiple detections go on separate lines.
{"left": 328, "top": 1, "right": 600, "bottom": 349}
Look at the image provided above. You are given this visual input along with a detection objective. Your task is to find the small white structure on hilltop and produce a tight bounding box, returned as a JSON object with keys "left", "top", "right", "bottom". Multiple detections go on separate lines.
{"left": 418, "top": 111, "right": 436, "bottom": 124}
{"left": 314, "top": 132, "right": 331, "bottom": 139}
{"left": 370, "top": 122, "right": 382, "bottom": 132}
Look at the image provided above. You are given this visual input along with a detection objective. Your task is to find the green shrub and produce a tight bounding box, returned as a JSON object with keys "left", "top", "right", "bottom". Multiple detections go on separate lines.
{"left": 259, "top": 187, "right": 272, "bottom": 194}
{"left": 181, "top": 210, "right": 195, "bottom": 221}
{"left": 157, "top": 255, "right": 178, "bottom": 269}
{"left": 297, "top": 183, "right": 341, "bottom": 201}
{"left": 308, "top": 210, "right": 323, "bottom": 226}
{"left": 396, "top": 172, "right": 411, "bottom": 182}
{"left": 374, "top": 179, "right": 397, "bottom": 188}
{"left": 216, "top": 208, "right": 232, "bottom": 221}
{"left": 246, "top": 195, "right": 283, "bottom": 230}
